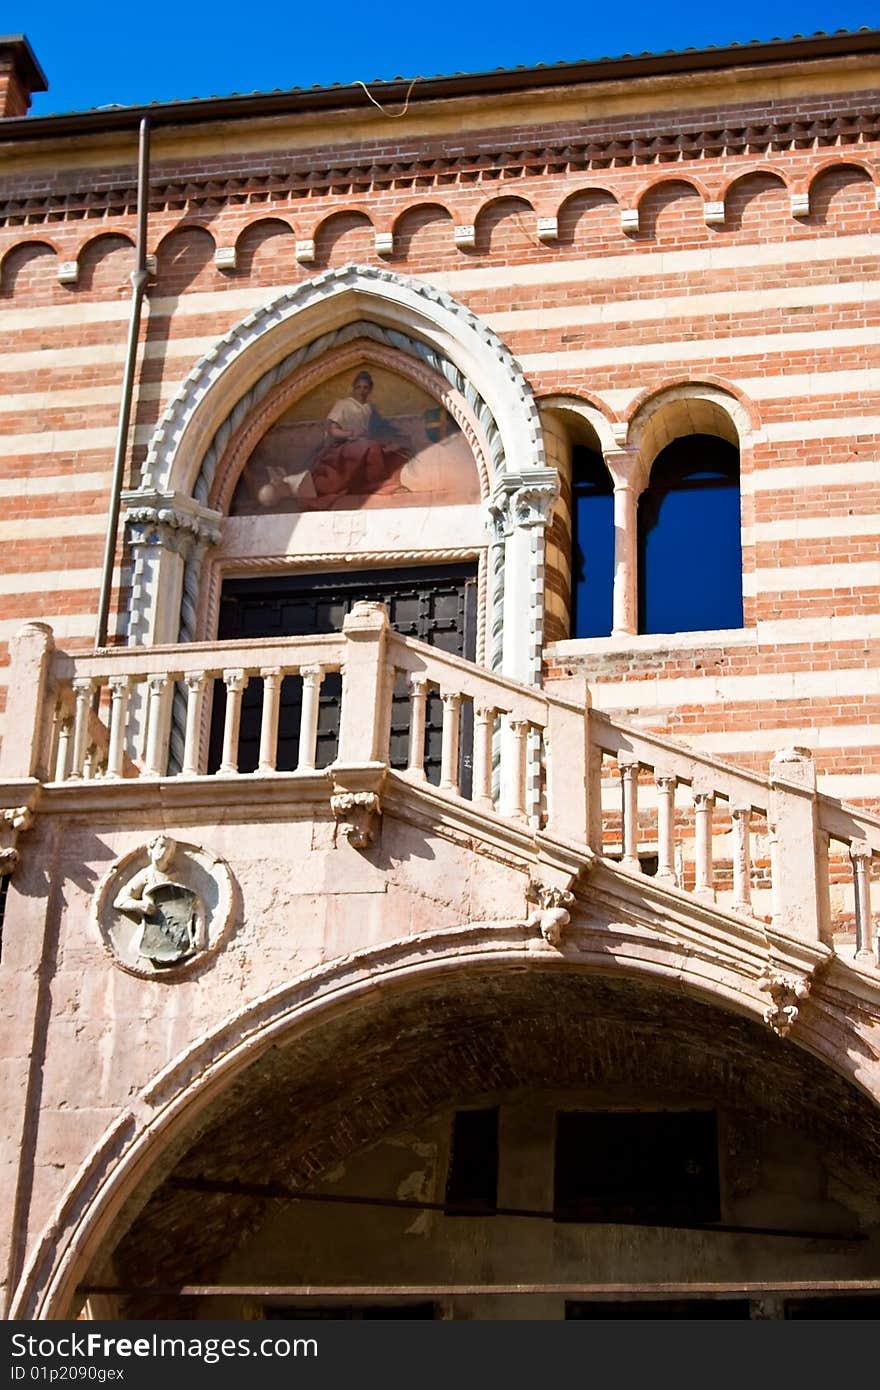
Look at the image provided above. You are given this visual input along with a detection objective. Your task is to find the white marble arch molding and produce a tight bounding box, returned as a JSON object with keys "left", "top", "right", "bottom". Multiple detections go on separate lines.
{"left": 134, "top": 264, "right": 555, "bottom": 688}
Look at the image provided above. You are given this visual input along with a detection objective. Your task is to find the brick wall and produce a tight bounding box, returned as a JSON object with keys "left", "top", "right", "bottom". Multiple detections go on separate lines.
{"left": 0, "top": 74, "right": 878, "bottom": 804}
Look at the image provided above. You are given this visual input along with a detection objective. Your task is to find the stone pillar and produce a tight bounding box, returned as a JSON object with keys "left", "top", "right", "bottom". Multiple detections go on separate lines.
{"left": 769, "top": 747, "right": 827, "bottom": 942}
{"left": 0, "top": 623, "right": 55, "bottom": 780}
{"left": 337, "top": 601, "right": 391, "bottom": 765}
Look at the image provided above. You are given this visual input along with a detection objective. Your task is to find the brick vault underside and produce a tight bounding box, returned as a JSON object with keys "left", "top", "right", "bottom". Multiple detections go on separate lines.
{"left": 88, "top": 968, "right": 880, "bottom": 1314}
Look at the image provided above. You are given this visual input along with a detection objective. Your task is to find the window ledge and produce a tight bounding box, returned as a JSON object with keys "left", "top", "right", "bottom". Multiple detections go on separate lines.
{"left": 548, "top": 627, "right": 757, "bottom": 659}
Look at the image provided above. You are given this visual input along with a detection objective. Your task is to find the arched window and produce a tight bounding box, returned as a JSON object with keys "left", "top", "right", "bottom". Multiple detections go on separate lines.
{"left": 638, "top": 434, "right": 742, "bottom": 635}
{"left": 571, "top": 444, "right": 614, "bottom": 639}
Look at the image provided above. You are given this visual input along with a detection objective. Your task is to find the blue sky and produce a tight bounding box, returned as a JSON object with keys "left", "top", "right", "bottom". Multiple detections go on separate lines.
{"left": 12, "top": 1, "right": 880, "bottom": 116}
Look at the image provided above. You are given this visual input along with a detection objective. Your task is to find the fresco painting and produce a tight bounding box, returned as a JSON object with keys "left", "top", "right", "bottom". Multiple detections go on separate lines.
{"left": 231, "top": 365, "right": 480, "bottom": 514}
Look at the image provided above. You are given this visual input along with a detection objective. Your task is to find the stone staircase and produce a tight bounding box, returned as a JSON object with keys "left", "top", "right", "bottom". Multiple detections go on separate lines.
{"left": 2, "top": 602, "right": 878, "bottom": 997}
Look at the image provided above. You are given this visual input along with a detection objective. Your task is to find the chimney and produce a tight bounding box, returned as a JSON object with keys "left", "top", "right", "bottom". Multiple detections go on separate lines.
{"left": 0, "top": 35, "right": 48, "bottom": 118}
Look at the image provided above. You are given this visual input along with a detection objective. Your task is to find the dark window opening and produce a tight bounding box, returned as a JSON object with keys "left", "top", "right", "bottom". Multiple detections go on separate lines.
{"left": 265, "top": 1303, "right": 437, "bottom": 1320}
{"left": 570, "top": 445, "right": 614, "bottom": 639}
{"left": 567, "top": 1300, "right": 750, "bottom": 1319}
{"left": 638, "top": 434, "right": 742, "bottom": 636}
{"left": 445, "top": 1106, "right": 499, "bottom": 1215}
{"left": 784, "top": 1296, "right": 880, "bottom": 1319}
{"left": 554, "top": 1110, "right": 720, "bottom": 1224}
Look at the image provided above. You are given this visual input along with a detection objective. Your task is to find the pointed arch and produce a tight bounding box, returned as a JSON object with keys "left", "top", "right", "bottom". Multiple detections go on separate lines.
{"left": 131, "top": 265, "right": 550, "bottom": 683}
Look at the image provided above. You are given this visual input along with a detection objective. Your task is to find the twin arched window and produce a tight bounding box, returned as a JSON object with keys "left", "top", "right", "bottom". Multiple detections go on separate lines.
{"left": 570, "top": 433, "right": 743, "bottom": 640}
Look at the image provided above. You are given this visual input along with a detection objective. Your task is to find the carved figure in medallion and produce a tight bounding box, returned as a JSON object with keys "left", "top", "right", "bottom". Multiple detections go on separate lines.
{"left": 113, "top": 833, "right": 205, "bottom": 967}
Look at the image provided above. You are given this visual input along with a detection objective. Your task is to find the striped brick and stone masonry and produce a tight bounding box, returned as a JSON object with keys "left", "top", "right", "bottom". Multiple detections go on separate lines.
{"left": 0, "top": 31, "right": 878, "bottom": 814}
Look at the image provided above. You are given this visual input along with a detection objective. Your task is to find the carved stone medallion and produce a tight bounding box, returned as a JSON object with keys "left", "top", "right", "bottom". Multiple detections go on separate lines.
{"left": 95, "top": 833, "right": 236, "bottom": 977}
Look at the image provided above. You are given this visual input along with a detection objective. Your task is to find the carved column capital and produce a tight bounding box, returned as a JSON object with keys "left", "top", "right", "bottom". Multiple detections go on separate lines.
{"left": 485, "top": 492, "right": 515, "bottom": 543}
{"left": 123, "top": 489, "right": 222, "bottom": 558}
{"left": 511, "top": 481, "right": 558, "bottom": 528}
{"left": 222, "top": 668, "right": 248, "bottom": 694}
{"left": 849, "top": 838, "right": 872, "bottom": 865}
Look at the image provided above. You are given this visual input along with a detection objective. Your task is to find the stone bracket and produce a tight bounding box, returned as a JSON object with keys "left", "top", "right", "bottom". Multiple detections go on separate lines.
{"left": 758, "top": 968, "right": 811, "bottom": 1037}
{"left": 329, "top": 763, "right": 387, "bottom": 850}
{"left": 0, "top": 802, "right": 35, "bottom": 876}
{"left": 526, "top": 841, "right": 585, "bottom": 946}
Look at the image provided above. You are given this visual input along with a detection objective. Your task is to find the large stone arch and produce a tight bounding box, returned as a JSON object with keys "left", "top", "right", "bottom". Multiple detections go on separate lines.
{"left": 12, "top": 923, "right": 880, "bottom": 1320}
{"left": 124, "top": 265, "right": 556, "bottom": 684}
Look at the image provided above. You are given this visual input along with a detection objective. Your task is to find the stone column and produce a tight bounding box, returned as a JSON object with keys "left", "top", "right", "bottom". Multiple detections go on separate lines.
{"left": 693, "top": 787, "right": 716, "bottom": 900}
{"left": 850, "top": 840, "right": 875, "bottom": 962}
{"left": 605, "top": 448, "right": 642, "bottom": 639}
{"left": 123, "top": 492, "right": 221, "bottom": 771}
{"left": 655, "top": 774, "right": 677, "bottom": 883}
{"left": 730, "top": 804, "right": 753, "bottom": 914}
{"left": 297, "top": 666, "right": 323, "bottom": 772}
{"left": 123, "top": 491, "right": 222, "bottom": 647}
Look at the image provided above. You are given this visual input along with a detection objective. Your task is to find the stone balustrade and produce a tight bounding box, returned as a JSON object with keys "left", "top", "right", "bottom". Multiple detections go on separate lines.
{"left": 0, "top": 610, "right": 876, "bottom": 964}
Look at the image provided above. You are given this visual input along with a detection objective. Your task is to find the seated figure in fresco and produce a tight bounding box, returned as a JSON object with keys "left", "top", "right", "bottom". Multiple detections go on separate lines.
{"left": 257, "top": 370, "right": 412, "bottom": 509}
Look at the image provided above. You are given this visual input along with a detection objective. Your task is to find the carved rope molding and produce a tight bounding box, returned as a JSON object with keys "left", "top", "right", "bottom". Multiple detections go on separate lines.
{"left": 141, "top": 263, "right": 545, "bottom": 501}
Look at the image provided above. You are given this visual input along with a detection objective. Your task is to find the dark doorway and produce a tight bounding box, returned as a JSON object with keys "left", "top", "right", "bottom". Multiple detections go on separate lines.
{"left": 566, "top": 1300, "right": 750, "bottom": 1319}
{"left": 209, "top": 564, "right": 478, "bottom": 781}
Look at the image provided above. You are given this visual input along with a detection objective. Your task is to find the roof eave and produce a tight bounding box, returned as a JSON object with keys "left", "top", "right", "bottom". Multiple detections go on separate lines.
{"left": 2, "top": 28, "right": 879, "bottom": 143}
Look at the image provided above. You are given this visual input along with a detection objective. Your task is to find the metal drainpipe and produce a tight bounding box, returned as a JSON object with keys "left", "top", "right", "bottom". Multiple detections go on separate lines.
{"left": 94, "top": 116, "right": 151, "bottom": 649}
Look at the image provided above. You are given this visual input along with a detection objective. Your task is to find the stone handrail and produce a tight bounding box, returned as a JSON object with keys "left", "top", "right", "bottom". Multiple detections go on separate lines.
{"left": 1, "top": 608, "right": 876, "bottom": 966}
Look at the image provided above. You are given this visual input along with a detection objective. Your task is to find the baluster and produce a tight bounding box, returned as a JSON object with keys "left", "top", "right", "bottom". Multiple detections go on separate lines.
{"left": 405, "top": 675, "right": 429, "bottom": 781}
{"left": 502, "top": 717, "right": 529, "bottom": 821}
{"left": 257, "top": 666, "right": 282, "bottom": 773}
{"left": 730, "top": 803, "right": 753, "bottom": 914}
{"left": 69, "top": 678, "right": 94, "bottom": 779}
{"left": 693, "top": 788, "right": 716, "bottom": 899}
{"left": 106, "top": 676, "right": 132, "bottom": 779}
{"left": 439, "top": 690, "right": 462, "bottom": 793}
{"left": 619, "top": 757, "right": 641, "bottom": 872}
{"left": 181, "top": 671, "right": 208, "bottom": 776}
{"left": 219, "top": 669, "right": 248, "bottom": 774}
{"left": 471, "top": 703, "right": 495, "bottom": 811}
{"left": 850, "top": 840, "right": 875, "bottom": 962}
{"left": 655, "top": 774, "right": 677, "bottom": 883}
{"left": 54, "top": 710, "right": 73, "bottom": 783}
{"left": 144, "top": 674, "right": 171, "bottom": 777}
{"left": 297, "top": 666, "right": 322, "bottom": 772}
